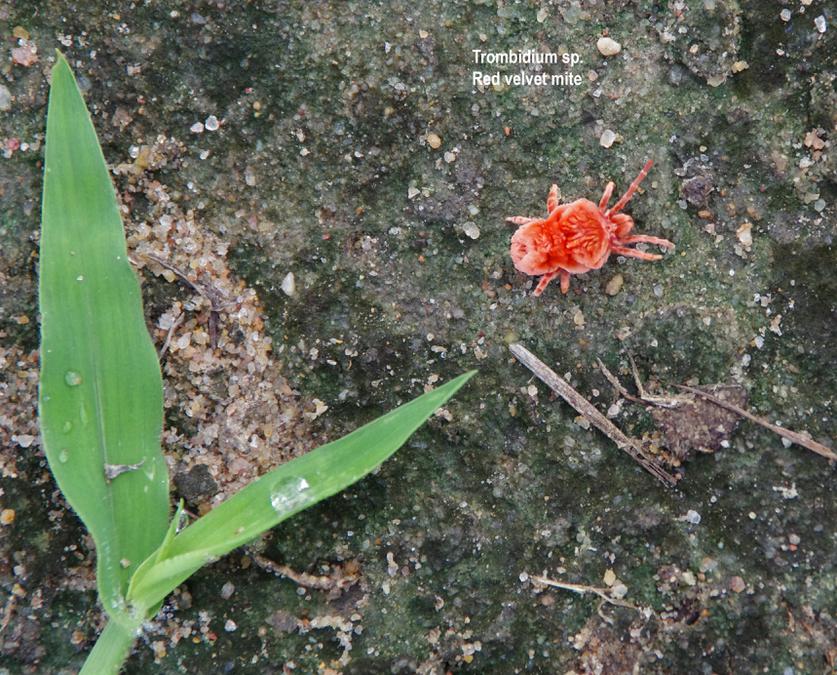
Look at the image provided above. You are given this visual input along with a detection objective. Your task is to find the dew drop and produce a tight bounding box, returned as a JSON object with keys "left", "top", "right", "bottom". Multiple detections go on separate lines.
{"left": 79, "top": 404, "right": 89, "bottom": 427}
{"left": 58, "top": 449, "right": 69, "bottom": 463}
{"left": 64, "top": 371, "right": 82, "bottom": 386}
{"left": 61, "top": 420, "right": 73, "bottom": 433}
{"left": 269, "top": 476, "right": 311, "bottom": 513}
{"left": 76, "top": 275, "right": 84, "bottom": 282}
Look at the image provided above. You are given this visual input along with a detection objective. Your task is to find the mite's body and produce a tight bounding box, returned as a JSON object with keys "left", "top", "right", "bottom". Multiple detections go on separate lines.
{"left": 507, "top": 160, "right": 675, "bottom": 296}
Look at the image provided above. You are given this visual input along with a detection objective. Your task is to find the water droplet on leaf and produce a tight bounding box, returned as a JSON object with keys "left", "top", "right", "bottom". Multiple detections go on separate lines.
{"left": 64, "top": 371, "right": 82, "bottom": 386}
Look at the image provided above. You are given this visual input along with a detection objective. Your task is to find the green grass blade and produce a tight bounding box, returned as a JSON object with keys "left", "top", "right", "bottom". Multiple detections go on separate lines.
{"left": 38, "top": 52, "right": 169, "bottom": 618}
{"left": 127, "top": 371, "right": 476, "bottom": 611}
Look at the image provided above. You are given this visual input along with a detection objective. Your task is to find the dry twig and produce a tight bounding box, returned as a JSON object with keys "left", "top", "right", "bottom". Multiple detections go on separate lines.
{"left": 510, "top": 343, "right": 677, "bottom": 486}
{"left": 531, "top": 575, "right": 638, "bottom": 611}
{"left": 675, "top": 384, "right": 836, "bottom": 461}
{"left": 249, "top": 552, "right": 358, "bottom": 592}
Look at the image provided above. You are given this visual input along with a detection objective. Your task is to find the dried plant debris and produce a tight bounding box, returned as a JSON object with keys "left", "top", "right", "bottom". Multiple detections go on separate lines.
{"left": 650, "top": 384, "right": 747, "bottom": 461}
{"left": 600, "top": 357, "right": 835, "bottom": 465}
{"left": 510, "top": 343, "right": 677, "bottom": 486}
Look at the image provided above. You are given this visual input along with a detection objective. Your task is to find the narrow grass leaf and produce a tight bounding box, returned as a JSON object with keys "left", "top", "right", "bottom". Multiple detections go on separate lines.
{"left": 39, "top": 52, "right": 169, "bottom": 617}
{"left": 127, "top": 371, "right": 475, "bottom": 611}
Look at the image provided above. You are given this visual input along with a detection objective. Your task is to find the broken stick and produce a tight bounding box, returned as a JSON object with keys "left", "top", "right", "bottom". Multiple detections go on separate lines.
{"left": 675, "top": 384, "right": 836, "bottom": 462}
{"left": 509, "top": 343, "right": 677, "bottom": 486}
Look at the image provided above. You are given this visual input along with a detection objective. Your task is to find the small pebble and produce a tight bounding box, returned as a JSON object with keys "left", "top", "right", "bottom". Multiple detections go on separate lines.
{"left": 426, "top": 132, "right": 442, "bottom": 149}
{"left": 220, "top": 581, "right": 235, "bottom": 599}
{"left": 190, "top": 122, "right": 204, "bottom": 133}
{"left": 281, "top": 272, "right": 296, "bottom": 297}
{"left": 599, "top": 129, "right": 616, "bottom": 148}
{"left": 729, "top": 576, "right": 746, "bottom": 593}
{"left": 0, "top": 509, "right": 15, "bottom": 525}
{"left": 814, "top": 15, "right": 826, "bottom": 32}
{"left": 204, "top": 115, "right": 220, "bottom": 131}
{"left": 685, "top": 510, "right": 701, "bottom": 525}
{"left": 611, "top": 583, "right": 628, "bottom": 599}
{"left": 780, "top": 9, "right": 791, "bottom": 21}
{"left": 605, "top": 273, "right": 623, "bottom": 296}
{"left": 11, "top": 43, "right": 38, "bottom": 66}
{"left": 596, "top": 36, "right": 621, "bottom": 56}
{"left": 444, "top": 151, "right": 456, "bottom": 163}
{"left": 408, "top": 186, "right": 420, "bottom": 199}
{"left": 462, "top": 222, "right": 480, "bottom": 239}
{"left": 736, "top": 222, "right": 753, "bottom": 247}
{"left": 0, "top": 85, "right": 11, "bottom": 112}
{"left": 224, "top": 619, "right": 237, "bottom": 632}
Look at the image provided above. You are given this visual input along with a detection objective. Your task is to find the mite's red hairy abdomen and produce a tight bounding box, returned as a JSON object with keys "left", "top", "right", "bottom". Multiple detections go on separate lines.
{"left": 555, "top": 199, "right": 611, "bottom": 270}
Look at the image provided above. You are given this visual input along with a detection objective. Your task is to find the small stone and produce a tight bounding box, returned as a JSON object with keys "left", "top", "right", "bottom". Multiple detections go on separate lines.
{"left": 611, "top": 583, "right": 628, "bottom": 599}
{"left": 408, "top": 186, "right": 420, "bottom": 199}
{"left": 462, "top": 222, "right": 480, "bottom": 239}
{"left": 814, "top": 15, "right": 826, "bottom": 32}
{"left": 605, "top": 274, "right": 623, "bottom": 296}
{"left": 736, "top": 222, "right": 753, "bottom": 247}
{"left": 0, "top": 85, "right": 11, "bottom": 112}
{"left": 444, "top": 151, "right": 456, "bottom": 163}
{"left": 12, "top": 26, "right": 30, "bottom": 40}
{"left": 0, "top": 509, "right": 15, "bottom": 525}
{"left": 596, "top": 36, "right": 621, "bottom": 57}
{"left": 682, "top": 571, "right": 696, "bottom": 586}
{"left": 731, "top": 60, "right": 749, "bottom": 73}
{"left": 204, "top": 115, "right": 220, "bottom": 131}
{"left": 536, "top": 7, "right": 548, "bottom": 23}
{"left": 281, "top": 272, "right": 296, "bottom": 297}
{"left": 419, "top": 29, "right": 429, "bottom": 39}
{"left": 780, "top": 9, "right": 791, "bottom": 22}
{"left": 572, "top": 309, "right": 585, "bottom": 326}
{"left": 426, "top": 133, "right": 442, "bottom": 149}
{"left": 174, "top": 464, "right": 218, "bottom": 504}
{"left": 224, "top": 619, "right": 237, "bottom": 632}
{"left": 190, "top": 122, "right": 205, "bottom": 133}
{"left": 729, "top": 576, "right": 746, "bottom": 593}
{"left": 220, "top": 582, "right": 235, "bottom": 599}
{"left": 599, "top": 129, "right": 617, "bottom": 148}
{"left": 706, "top": 74, "right": 726, "bottom": 87}
{"left": 684, "top": 509, "right": 701, "bottom": 524}
{"left": 603, "top": 569, "right": 616, "bottom": 587}
{"left": 11, "top": 42, "right": 38, "bottom": 67}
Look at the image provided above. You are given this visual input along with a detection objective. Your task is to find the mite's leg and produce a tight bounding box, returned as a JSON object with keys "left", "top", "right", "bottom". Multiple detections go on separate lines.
{"left": 611, "top": 213, "right": 634, "bottom": 238}
{"left": 533, "top": 271, "right": 558, "bottom": 296}
{"left": 547, "top": 184, "right": 560, "bottom": 213}
{"left": 612, "top": 245, "right": 663, "bottom": 261}
{"left": 619, "top": 234, "right": 675, "bottom": 249}
{"left": 505, "top": 216, "right": 538, "bottom": 226}
{"left": 560, "top": 270, "right": 571, "bottom": 294}
{"left": 598, "top": 181, "right": 615, "bottom": 210}
{"left": 607, "top": 159, "right": 653, "bottom": 216}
